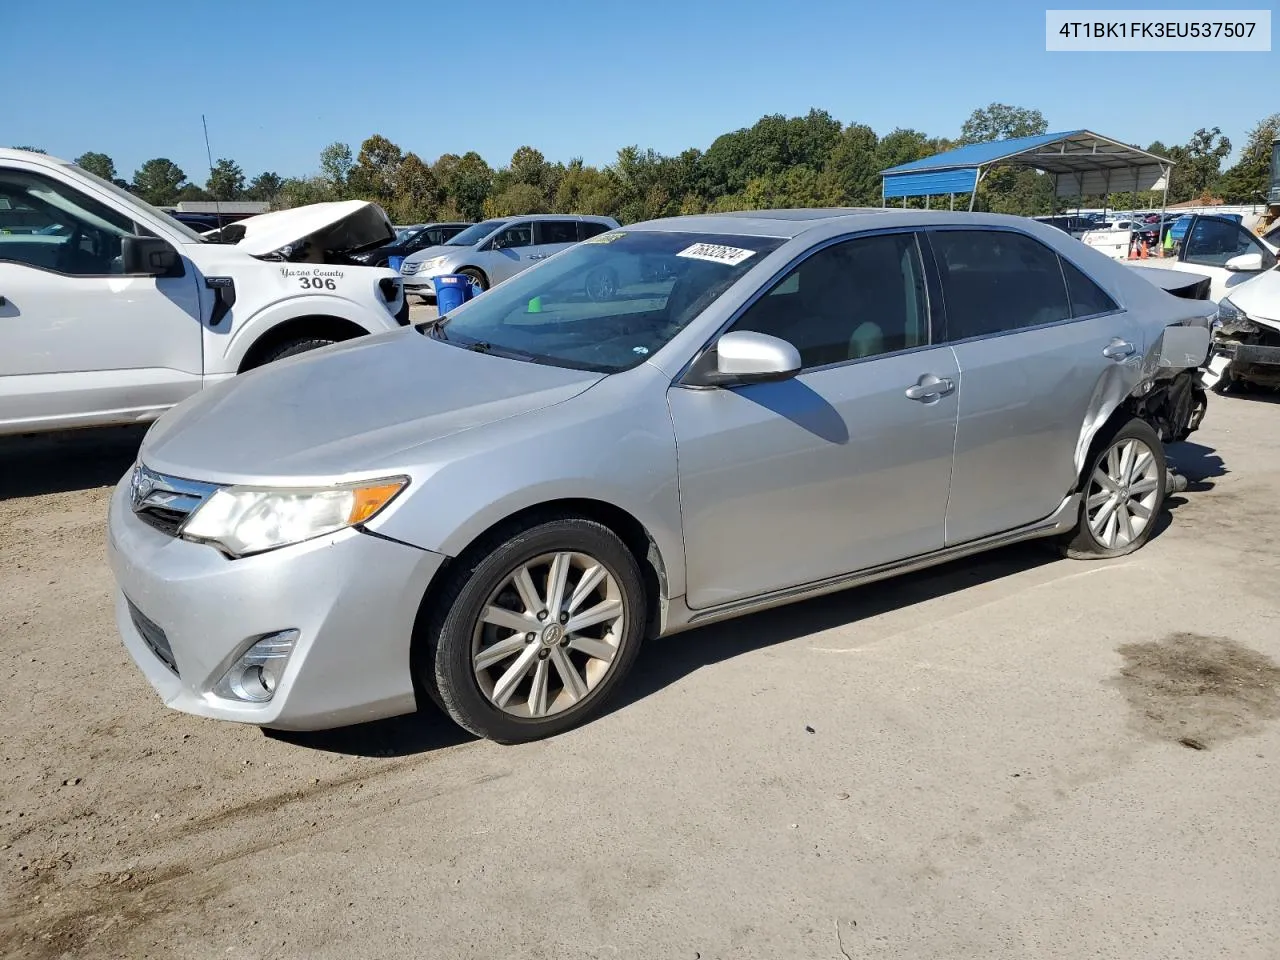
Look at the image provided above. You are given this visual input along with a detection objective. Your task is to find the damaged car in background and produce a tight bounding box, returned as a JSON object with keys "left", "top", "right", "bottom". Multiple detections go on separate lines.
{"left": 1203, "top": 262, "right": 1280, "bottom": 394}
{"left": 108, "top": 210, "right": 1214, "bottom": 744}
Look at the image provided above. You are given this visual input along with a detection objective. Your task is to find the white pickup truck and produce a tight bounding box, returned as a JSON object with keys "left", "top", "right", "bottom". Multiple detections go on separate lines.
{"left": 0, "top": 149, "right": 408, "bottom": 437}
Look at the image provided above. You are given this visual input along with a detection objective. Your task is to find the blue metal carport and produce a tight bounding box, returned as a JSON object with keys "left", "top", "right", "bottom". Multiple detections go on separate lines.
{"left": 880, "top": 130, "right": 1174, "bottom": 214}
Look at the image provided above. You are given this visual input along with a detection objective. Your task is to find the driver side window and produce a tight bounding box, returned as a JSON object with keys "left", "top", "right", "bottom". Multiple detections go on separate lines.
{"left": 731, "top": 232, "right": 930, "bottom": 369}
{"left": 0, "top": 170, "right": 138, "bottom": 276}
{"left": 1185, "top": 219, "right": 1276, "bottom": 269}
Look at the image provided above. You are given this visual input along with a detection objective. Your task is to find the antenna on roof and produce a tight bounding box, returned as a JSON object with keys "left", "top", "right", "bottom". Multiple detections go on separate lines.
{"left": 201, "top": 114, "right": 223, "bottom": 230}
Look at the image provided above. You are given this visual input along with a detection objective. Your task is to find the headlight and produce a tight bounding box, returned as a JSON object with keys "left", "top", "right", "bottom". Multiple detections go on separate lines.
{"left": 181, "top": 477, "right": 407, "bottom": 557}
{"left": 421, "top": 256, "right": 448, "bottom": 272}
{"left": 1215, "top": 298, "right": 1258, "bottom": 335}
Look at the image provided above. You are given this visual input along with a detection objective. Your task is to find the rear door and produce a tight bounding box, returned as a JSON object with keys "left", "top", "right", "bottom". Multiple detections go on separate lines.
{"left": 533, "top": 220, "right": 581, "bottom": 260}
{"left": 927, "top": 228, "right": 1143, "bottom": 545}
{"left": 0, "top": 165, "right": 203, "bottom": 434}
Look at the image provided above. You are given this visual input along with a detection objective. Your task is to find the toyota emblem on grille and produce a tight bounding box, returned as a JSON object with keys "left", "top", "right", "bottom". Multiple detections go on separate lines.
{"left": 130, "top": 466, "right": 159, "bottom": 510}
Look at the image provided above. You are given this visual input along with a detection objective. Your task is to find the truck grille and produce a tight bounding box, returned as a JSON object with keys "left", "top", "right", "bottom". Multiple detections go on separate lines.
{"left": 128, "top": 465, "right": 220, "bottom": 538}
{"left": 127, "top": 598, "right": 178, "bottom": 675}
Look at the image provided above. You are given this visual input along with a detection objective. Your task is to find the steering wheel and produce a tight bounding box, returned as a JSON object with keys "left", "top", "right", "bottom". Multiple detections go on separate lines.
{"left": 53, "top": 222, "right": 87, "bottom": 273}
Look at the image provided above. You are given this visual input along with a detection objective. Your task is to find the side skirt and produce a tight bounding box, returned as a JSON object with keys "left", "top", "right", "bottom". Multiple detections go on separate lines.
{"left": 659, "top": 493, "right": 1081, "bottom": 636}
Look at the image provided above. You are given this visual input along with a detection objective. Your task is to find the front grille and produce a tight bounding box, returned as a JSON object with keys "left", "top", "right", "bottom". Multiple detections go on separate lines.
{"left": 136, "top": 506, "right": 187, "bottom": 537}
{"left": 127, "top": 598, "right": 178, "bottom": 675}
{"left": 400, "top": 261, "right": 420, "bottom": 276}
{"left": 128, "top": 466, "right": 219, "bottom": 539}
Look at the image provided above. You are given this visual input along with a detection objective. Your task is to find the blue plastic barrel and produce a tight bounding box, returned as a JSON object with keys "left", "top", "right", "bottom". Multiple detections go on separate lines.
{"left": 433, "top": 274, "right": 471, "bottom": 314}
{"left": 388, "top": 255, "right": 404, "bottom": 271}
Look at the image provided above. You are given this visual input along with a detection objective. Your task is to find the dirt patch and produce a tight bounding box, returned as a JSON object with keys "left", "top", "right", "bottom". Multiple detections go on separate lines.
{"left": 1112, "top": 632, "right": 1280, "bottom": 749}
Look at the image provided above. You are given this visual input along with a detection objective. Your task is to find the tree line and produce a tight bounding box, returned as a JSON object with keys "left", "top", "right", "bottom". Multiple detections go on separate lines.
{"left": 18, "top": 104, "right": 1280, "bottom": 224}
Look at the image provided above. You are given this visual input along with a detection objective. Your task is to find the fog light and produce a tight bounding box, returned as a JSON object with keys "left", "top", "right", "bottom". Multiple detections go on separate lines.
{"left": 214, "top": 630, "right": 298, "bottom": 703}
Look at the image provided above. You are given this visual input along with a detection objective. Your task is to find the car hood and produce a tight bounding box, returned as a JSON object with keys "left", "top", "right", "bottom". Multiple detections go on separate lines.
{"left": 1226, "top": 268, "right": 1280, "bottom": 329}
{"left": 211, "top": 200, "right": 395, "bottom": 259}
{"left": 139, "top": 331, "right": 605, "bottom": 483}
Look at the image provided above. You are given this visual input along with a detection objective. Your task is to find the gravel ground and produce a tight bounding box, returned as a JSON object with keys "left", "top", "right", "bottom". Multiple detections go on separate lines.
{"left": 2, "top": 385, "right": 1279, "bottom": 960}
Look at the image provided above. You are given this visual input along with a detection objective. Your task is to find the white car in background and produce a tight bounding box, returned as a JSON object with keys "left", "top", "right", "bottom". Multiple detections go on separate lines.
{"left": 400, "top": 215, "right": 619, "bottom": 301}
{"left": 0, "top": 149, "right": 408, "bottom": 437}
{"left": 1206, "top": 263, "right": 1280, "bottom": 393}
{"left": 1130, "top": 214, "right": 1279, "bottom": 302}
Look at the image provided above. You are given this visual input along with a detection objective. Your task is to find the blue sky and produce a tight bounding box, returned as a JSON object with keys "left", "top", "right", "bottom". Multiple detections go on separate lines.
{"left": 7, "top": 0, "right": 1275, "bottom": 183}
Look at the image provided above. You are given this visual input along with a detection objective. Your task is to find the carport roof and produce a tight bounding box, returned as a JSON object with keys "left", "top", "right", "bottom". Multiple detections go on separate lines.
{"left": 880, "top": 130, "right": 1175, "bottom": 199}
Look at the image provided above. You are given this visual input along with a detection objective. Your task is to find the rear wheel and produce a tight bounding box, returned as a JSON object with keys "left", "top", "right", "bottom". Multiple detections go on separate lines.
{"left": 1059, "top": 418, "right": 1166, "bottom": 559}
{"left": 256, "top": 337, "right": 336, "bottom": 366}
{"left": 419, "top": 517, "right": 646, "bottom": 743}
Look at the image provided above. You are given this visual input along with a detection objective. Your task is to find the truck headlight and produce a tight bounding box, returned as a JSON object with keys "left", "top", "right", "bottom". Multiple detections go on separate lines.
{"left": 181, "top": 477, "right": 407, "bottom": 557}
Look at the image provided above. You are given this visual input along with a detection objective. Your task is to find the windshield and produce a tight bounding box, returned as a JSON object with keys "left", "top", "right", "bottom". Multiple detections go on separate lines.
{"left": 424, "top": 230, "right": 786, "bottom": 373}
{"left": 446, "top": 219, "right": 509, "bottom": 246}
{"left": 68, "top": 164, "right": 207, "bottom": 243}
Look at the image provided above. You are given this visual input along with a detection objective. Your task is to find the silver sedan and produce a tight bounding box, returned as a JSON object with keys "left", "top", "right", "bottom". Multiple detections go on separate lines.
{"left": 107, "top": 210, "right": 1213, "bottom": 742}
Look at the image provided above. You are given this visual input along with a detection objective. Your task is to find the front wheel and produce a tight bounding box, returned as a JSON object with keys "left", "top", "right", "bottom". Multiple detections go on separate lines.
{"left": 457, "top": 267, "right": 488, "bottom": 297}
{"left": 419, "top": 517, "right": 646, "bottom": 743}
{"left": 1059, "top": 417, "right": 1166, "bottom": 559}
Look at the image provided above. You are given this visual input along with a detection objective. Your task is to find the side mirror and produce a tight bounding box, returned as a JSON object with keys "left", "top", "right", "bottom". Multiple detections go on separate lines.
{"left": 122, "top": 235, "right": 180, "bottom": 276}
{"left": 685, "top": 331, "right": 801, "bottom": 387}
{"left": 1225, "top": 252, "right": 1264, "bottom": 272}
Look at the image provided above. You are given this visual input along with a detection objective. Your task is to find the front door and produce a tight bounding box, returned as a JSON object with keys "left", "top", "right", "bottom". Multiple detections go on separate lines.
{"left": 0, "top": 165, "right": 203, "bottom": 434}
{"left": 485, "top": 220, "right": 537, "bottom": 284}
{"left": 668, "top": 231, "right": 959, "bottom": 610}
{"left": 1172, "top": 216, "right": 1278, "bottom": 301}
{"left": 926, "top": 228, "right": 1146, "bottom": 545}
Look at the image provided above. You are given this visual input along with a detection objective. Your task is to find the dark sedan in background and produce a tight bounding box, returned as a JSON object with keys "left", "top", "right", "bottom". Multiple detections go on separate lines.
{"left": 351, "top": 221, "right": 471, "bottom": 267}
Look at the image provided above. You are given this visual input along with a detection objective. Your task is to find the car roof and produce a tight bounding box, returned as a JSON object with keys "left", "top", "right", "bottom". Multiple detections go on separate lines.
{"left": 620, "top": 208, "right": 1066, "bottom": 240}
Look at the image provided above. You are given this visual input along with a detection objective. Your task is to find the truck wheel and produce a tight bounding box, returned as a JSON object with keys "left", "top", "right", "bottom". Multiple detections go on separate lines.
{"left": 259, "top": 338, "right": 336, "bottom": 365}
{"left": 1058, "top": 417, "right": 1166, "bottom": 560}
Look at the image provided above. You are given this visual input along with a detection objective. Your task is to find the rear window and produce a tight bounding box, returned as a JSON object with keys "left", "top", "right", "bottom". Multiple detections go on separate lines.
{"left": 929, "top": 229, "right": 1070, "bottom": 340}
{"left": 579, "top": 221, "right": 612, "bottom": 240}
{"left": 537, "top": 220, "right": 579, "bottom": 245}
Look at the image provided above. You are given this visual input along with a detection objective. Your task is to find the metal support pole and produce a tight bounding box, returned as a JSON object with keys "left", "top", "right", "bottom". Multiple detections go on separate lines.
{"left": 902, "top": 195, "right": 907, "bottom": 209}
{"left": 925, "top": 194, "right": 930, "bottom": 210}
{"left": 1160, "top": 164, "right": 1171, "bottom": 255}
{"left": 949, "top": 193, "right": 954, "bottom": 211}
{"left": 968, "top": 166, "right": 982, "bottom": 212}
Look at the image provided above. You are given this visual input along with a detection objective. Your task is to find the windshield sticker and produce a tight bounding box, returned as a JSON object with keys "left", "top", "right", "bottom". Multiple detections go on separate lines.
{"left": 584, "top": 231, "right": 624, "bottom": 244}
{"left": 676, "top": 242, "right": 756, "bottom": 266}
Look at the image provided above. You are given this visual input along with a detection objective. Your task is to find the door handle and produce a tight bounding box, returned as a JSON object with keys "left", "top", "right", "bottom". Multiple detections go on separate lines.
{"left": 1103, "top": 338, "right": 1135, "bottom": 360}
{"left": 904, "top": 374, "right": 955, "bottom": 401}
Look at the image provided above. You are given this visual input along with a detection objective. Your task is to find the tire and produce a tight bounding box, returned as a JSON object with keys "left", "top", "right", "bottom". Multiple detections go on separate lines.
{"left": 457, "top": 267, "right": 488, "bottom": 296}
{"left": 585, "top": 267, "right": 618, "bottom": 302}
{"left": 257, "top": 337, "right": 337, "bottom": 366}
{"left": 418, "top": 516, "right": 647, "bottom": 743}
{"left": 1058, "top": 417, "right": 1166, "bottom": 559}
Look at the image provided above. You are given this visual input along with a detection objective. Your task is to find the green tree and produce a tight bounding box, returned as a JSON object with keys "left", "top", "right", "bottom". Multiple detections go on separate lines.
{"left": 958, "top": 103, "right": 1047, "bottom": 144}
{"left": 509, "top": 145, "right": 549, "bottom": 188}
{"left": 132, "top": 158, "right": 187, "bottom": 206}
{"left": 349, "top": 135, "right": 404, "bottom": 205}
{"left": 319, "top": 141, "right": 354, "bottom": 195}
{"left": 175, "top": 183, "right": 212, "bottom": 202}
{"left": 442, "top": 151, "right": 494, "bottom": 221}
{"left": 1163, "top": 127, "right": 1231, "bottom": 203}
{"left": 206, "top": 158, "right": 246, "bottom": 201}
{"left": 276, "top": 176, "right": 332, "bottom": 209}
{"left": 484, "top": 182, "right": 547, "bottom": 217}
{"left": 246, "top": 171, "right": 284, "bottom": 204}
{"left": 1218, "top": 114, "right": 1279, "bottom": 203}
{"left": 389, "top": 152, "right": 440, "bottom": 222}
{"left": 11, "top": 145, "right": 45, "bottom": 153}
{"left": 820, "top": 123, "right": 879, "bottom": 205}
{"left": 74, "top": 151, "right": 117, "bottom": 181}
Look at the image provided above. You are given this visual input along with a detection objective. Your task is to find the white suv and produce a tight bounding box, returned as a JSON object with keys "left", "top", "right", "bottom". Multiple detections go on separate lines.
{"left": 0, "top": 149, "right": 408, "bottom": 437}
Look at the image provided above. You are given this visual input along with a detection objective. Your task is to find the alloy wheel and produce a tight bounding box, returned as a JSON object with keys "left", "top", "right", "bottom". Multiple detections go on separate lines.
{"left": 471, "top": 552, "right": 625, "bottom": 719}
{"left": 1085, "top": 437, "right": 1162, "bottom": 550}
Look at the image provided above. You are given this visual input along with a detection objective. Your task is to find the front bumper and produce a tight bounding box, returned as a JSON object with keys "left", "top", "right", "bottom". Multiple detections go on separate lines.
{"left": 1214, "top": 340, "right": 1280, "bottom": 365}
{"left": 106, "top": 476, "right": 446, "bottom": 730}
